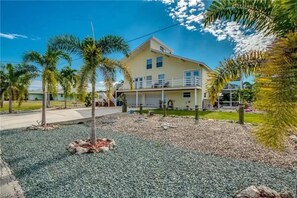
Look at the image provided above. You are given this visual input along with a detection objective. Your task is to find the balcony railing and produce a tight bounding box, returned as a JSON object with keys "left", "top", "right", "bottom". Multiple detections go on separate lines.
{"left": 119, "top": 77, "right": 202, "bottom": 90}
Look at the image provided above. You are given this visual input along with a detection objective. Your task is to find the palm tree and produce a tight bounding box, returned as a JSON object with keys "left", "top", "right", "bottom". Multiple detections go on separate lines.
{"left": 24, "top": 47, "right": 71, "bottom": 126}
{"left": 49, "top": 35, "right": 132, "bottom": 145}
{"left": 0, "top": 65, "right": 9, "bottom": 108}
{"left": 58, "top": 66, "right": 78, "bottom": 108}
{"left": 0, "top": 63, "right": 38, "bottom": 113}
{"left": 204, "top": 0, "right": 297, "bottom": 149}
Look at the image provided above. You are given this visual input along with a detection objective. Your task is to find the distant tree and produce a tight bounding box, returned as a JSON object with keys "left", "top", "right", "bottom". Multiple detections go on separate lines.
{"left": 0, "top": 63, "right": 38, "bottom": 113}
{"left": 49, "top": 34, "right": 132, "bottom": 145}
{"left": 24, "top": 47, "right": 71, "bottom": 126}
{"left": 58, "top": 66, "right": 78, "bottom": 108}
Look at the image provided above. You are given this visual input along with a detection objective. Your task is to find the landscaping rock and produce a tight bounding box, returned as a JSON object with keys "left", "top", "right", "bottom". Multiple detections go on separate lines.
{"left": 289, "top": 135, "right": 297, "bottom": 143}
{"left": 234, "top": 185, "right": 292, "bottom": 198}
{"left": 257, "top": 185, "right": 279, "bottom": 197}
{"left": 234, "top": 185, "right": 260, "bottom": 198}
{"left": 75, "top": 147, "right": 89, "bottom": 155}
{"left": 67, "top": 138, "right": 116, "bottom": 154}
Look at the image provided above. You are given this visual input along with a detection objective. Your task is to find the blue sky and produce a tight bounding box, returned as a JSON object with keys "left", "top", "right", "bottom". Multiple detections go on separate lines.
{"left": 1, "top": 0, "right": 266, "bottom": 90}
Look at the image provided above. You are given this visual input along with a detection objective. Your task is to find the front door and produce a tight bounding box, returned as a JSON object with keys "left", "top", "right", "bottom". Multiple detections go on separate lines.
{"left": 134, "top": 77, "right": 143, "bottom": 89}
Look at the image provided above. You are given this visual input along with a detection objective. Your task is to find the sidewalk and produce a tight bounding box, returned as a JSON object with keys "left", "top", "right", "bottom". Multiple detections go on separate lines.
{"left": 0, "top": 107, "right": 121, "bottom": 130}
{"left": 0, "top": 150, "right": 24, "bottom": 198}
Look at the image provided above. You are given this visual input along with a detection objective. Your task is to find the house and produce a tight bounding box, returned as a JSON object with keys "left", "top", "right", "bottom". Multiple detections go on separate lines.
{"left": 117, "top": 37, "right": 213, "bottom": 110}
{"left": 28, "top": 90, "right": 71, "bottom": 101}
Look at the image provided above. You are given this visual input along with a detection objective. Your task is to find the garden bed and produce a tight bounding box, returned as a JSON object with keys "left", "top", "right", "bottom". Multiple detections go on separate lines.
{"left": 88, "top": 113, "right": 296, "bottom": 169}
{"left": 0, "top": 124, "right": 295, "bottom": 197}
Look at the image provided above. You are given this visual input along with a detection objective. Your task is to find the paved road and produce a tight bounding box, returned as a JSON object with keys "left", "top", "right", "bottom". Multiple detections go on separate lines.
{"left": 0, "top": 107, "right": 122, "bottom": 130}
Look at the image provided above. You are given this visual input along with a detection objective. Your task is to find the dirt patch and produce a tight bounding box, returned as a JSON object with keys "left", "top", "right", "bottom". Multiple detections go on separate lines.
{"left": 86, "top": 113, "right": 296, "bottom": 169}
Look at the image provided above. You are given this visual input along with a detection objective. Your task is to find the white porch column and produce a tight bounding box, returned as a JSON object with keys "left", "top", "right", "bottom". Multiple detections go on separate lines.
{"left": 194, "top": 88, "right": 197, "bottom": 106}
{"left": 136, "top": 91, "right": 139, "bottom": 107}
{"left": 162, "top": 89, "right": 164, "bottom": 102}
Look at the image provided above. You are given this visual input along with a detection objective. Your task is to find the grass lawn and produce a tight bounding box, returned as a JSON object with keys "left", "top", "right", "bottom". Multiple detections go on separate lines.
{"left": 1, "top": 125, "right": 295, "bottom": 197}
{"left": 140, "top": 109, "right": 264, "bottom": 124}
{"left": 0, "top": 101, "right": 84, "bottom": 112}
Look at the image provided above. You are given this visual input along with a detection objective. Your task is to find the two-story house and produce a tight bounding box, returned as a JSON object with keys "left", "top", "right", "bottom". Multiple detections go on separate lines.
{"left": 117, "top": 37, "right": 212, "bottom": 110}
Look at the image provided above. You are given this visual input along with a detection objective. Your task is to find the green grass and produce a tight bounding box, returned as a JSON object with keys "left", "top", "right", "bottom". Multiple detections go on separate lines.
{"left": 139, "top": 109, "right": 264, "bottom": 124}
{"left": 0, "top": 101, "right": 84, "bottom": 112}
{"left": 0, "top": 125, "right": 295, "bottom": 197}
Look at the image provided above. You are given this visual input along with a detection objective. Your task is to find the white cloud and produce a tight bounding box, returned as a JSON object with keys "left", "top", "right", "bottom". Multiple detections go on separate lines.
{"left": 0, "top": 32, "right": 41, "bottom": 41}
{"left": 161, "top": 0, "right": 275, "bottom": 55}
{"left": 0, "top": 33, "right": 28, "bottom": 39}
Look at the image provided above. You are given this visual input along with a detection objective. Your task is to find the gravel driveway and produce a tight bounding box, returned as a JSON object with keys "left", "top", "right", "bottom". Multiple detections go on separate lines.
{"left": 89, "top": 113, "right": 297, "bottom": 169}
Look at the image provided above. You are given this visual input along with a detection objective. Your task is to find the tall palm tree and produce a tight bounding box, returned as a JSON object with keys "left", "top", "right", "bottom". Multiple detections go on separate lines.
{"left": 0, "top": 65, "right": 9, "bottom": 108}
{"left": 49, "top": 35, "right": 132, "bottom": 145}
{"left": 0, "top": 63, "right": 38, "bottom": 113}
{"left": 204, "top": 0, "right": 297, "bottom": 149}
{"left": 24, "top": 47, "right": 71, "bottom": 126}
{"left": 58, "top": 66, "right": 78, "bottom": 108}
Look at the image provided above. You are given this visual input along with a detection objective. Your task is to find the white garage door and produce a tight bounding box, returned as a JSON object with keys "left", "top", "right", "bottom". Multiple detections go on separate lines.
{"left": 145, "top": 93, "right": 161, "bottom": 108}
{"left": 126, "top": 94, "right": 136, "bottom": 107}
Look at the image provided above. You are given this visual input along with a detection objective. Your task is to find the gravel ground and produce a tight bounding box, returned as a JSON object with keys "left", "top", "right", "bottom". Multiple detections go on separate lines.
{"left": 88, "top": 113, "right": 297, "bottom": 169}
{"left": 1, "top": 125, "right": 296, "bottom": 197}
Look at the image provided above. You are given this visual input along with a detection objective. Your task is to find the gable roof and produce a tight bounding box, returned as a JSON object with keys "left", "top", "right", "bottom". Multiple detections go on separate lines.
{"left": 123, "top": 37, "right": 212, "bottom": 72}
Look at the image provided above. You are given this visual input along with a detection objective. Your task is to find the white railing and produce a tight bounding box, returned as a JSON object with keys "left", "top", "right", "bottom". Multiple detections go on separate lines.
{"left": 128, "top": 77, "right": 201, "bottom": 90}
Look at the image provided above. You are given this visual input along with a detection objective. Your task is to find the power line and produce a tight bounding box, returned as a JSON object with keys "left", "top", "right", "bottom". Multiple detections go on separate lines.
{"left": 0, "top": 22, "right": 182, "bottom": 65}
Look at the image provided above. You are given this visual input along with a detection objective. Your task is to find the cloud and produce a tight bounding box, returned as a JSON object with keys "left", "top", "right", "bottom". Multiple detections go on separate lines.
{"left": 0, "top": 32, "right": 41, "bottom": 41}
{"left": 0, "top": 33, "right": 28, "bottom": 40}
{"left": 161, "top": 0, "right": 275, "bottom": 55}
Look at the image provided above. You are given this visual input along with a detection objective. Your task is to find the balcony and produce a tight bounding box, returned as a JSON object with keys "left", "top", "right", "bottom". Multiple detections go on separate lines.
{"left": 119, "top": 77, "right": 202, "bottom": 91}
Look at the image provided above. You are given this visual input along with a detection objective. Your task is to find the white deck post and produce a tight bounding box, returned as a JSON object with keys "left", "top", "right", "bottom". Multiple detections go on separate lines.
{"left": 136, "top": 91, "right": 139, "bottom": 107}
{"left": 162, "top": 89, "right": 164, "bottom": 103}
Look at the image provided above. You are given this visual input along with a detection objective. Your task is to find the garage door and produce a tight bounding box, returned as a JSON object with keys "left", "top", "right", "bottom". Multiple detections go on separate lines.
{"left": 126, "top": 94, "right": 136, "bottom": 107}
{"left": 145, "top": 93, "right": 161, "bottom": 108}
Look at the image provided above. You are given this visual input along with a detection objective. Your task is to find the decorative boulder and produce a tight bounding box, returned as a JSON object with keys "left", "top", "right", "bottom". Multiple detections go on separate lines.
{"left": 234, "top": 186, "right": 294, "bottom": 198}
{"left": 67, "top": 138, "right": 116, "bottom": 154}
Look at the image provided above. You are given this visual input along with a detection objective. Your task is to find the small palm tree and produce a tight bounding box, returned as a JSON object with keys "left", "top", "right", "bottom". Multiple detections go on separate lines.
{"left": 24, "top": 47, "right": 71, "bottom": 126}
{"left": 204, "top": 0, "right": 297, "bottom": 149}
{"left": 58, "top": 66, "right": 78, "bottom": 108}
{"left": 0, "top": 63, "right": 38, "bottom": 113}
{"left": 49, "top": 35, "right": 132, "bottom": 145}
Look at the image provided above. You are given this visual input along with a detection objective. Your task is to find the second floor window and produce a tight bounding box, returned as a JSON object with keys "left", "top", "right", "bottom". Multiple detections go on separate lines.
{"left": 146, "top": 59, "right": 152, "bottom": 69}
{"left": 156, "top": 57, "right": 163, "bottom": 67}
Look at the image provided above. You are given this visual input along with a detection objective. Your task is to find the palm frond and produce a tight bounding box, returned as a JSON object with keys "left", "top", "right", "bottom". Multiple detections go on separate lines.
{"left": 207, "top": 51, "right": 265, "bottom": 104}
{"left": 23, "top": 51, "right": 44, "bottom": 66}
{"left": 254, "top": 32, "right": 297, "bottom": 150}
{"left": 49, "top": 35, "right": 82, "bottom": 55}
{"left": 96, "top": 35, "right": 130, "bottom": 56}
{"left": 204, "top": 0, "right": 275, "bottom": 36}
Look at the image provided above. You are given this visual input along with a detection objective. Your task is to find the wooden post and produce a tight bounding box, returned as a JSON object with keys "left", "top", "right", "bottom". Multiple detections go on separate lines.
{"left": 195, "top": 105, "right": 199, "bottom": 124}
{"left": 163, "top": 101, "right": 167, "bottom": 117}
{"left": 140, "top": 104, "right": 143, "bottom": 115}
{"left": 239, "top": 103, "right": 244, "bottom": 124}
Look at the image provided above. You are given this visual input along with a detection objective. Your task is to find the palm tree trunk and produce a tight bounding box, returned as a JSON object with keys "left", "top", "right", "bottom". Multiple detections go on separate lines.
{"left": 90, "top": 69, "right": 96, "bottom": 145}
{"left": 8, "top": 89, "right": 13, "bottom": 113}
{"left": 64, "top": 93, "right": 67, "bottom": 109}
{"left": 0, "top": 92, "right": 4, "bottom": 108}
{"left": 42, "top": 78, "right": 47, "bottom": 126}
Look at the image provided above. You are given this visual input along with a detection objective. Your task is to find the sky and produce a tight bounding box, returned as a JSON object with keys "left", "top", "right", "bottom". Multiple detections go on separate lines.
{"left": 0, "top": 0, "right": 274, "bottom": 90}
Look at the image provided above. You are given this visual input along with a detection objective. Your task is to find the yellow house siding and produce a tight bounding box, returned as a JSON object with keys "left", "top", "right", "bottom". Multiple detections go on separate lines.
{"left": 122, "top": 49, "right": 206, "bottom": 90}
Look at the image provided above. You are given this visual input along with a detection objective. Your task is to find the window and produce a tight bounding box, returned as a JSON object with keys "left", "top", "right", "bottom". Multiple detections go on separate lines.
{"left": 60, "top": 94, "right": 64, "bottom": 97}
{"left": 160, "top": 46, "right": 164, "bottom": 52}
{"left": 146, "top": 76, "right": 152, "bottom": 87}
{"left": 158, "top": 74, "right": 165, "bottom": 84}
{"left": 146, "top": 59, "right": 152, "bottom": 69}
{"left": 156, "top": 57, "right": 163, "bottom": 67}
{"left": 204, "top": 92, "right": 207, "bottom": 98}
{"left": 183, "top": 92, "right": 191, "bottom": 98}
